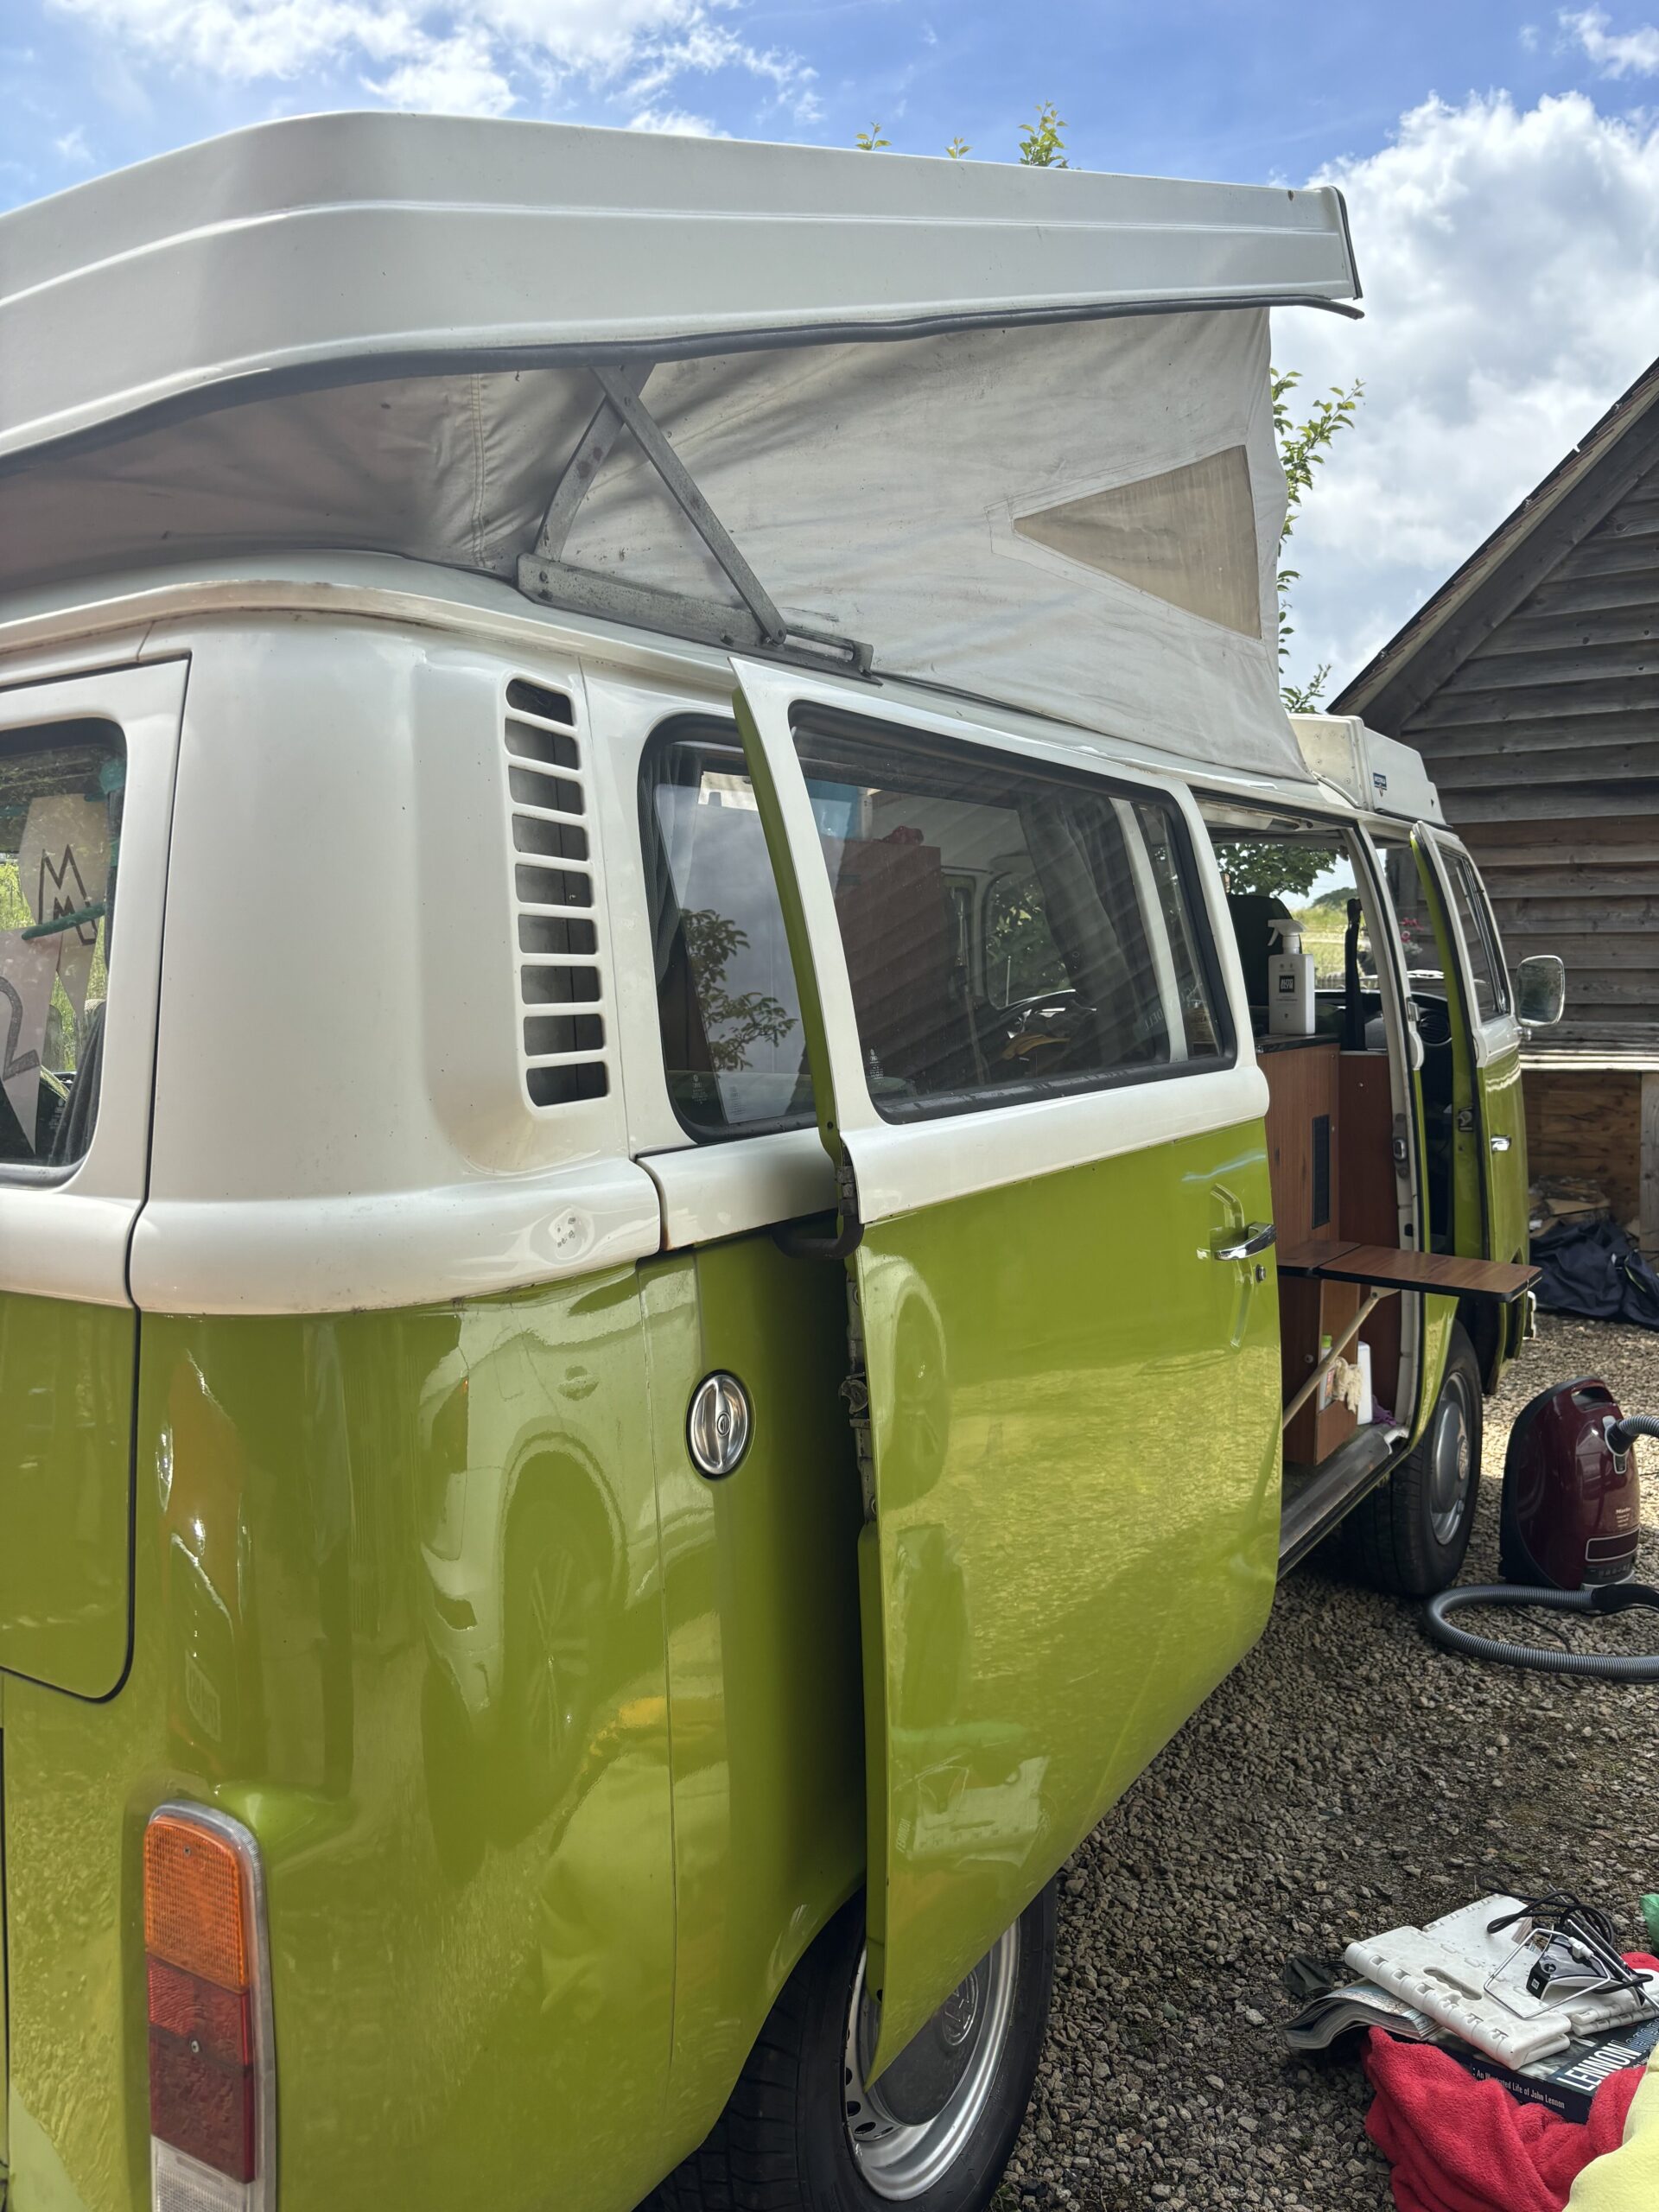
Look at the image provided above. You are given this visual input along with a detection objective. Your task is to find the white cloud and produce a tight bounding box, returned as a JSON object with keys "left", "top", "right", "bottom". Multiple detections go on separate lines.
{"left": 45, "top": 0, "right": 816, "bottom": 119}
{"left": 626, "top": 105, "right": 723, "bottom": 135}
{"left": 1560, "top": 7, "right": 1659, "bottom": 76}
{"left": 365, "top": 26, "right": 515, "bottom": 115}
{"left": 1277, "top": 91, "right": 1659, "bottom": 692}
{"left": 54, "top": 124, "right": 93, "bottom": 162}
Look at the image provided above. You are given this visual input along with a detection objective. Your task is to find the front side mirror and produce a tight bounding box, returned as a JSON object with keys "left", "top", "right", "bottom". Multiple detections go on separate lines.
{"left": 1515, "top": 953, "right": 1566, "bottom": 1027}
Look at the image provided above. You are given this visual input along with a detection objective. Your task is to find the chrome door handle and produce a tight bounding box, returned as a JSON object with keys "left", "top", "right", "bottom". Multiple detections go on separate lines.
{"left": 1490, "top": 1135, "right": 1511, "bottom": 1153}
{"left": 1211, "top": 1223, "right": 1276, "bottom": 1262}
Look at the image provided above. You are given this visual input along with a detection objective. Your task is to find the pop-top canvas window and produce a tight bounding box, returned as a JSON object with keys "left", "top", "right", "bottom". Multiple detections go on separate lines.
{"left": 0, "top": 719, "right": 124, "bottom": 1168}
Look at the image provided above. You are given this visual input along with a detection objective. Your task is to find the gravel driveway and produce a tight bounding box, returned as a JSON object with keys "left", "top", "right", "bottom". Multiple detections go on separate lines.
{"left": 1001, "top": 1314, "right": 1659, "bottom": 2212}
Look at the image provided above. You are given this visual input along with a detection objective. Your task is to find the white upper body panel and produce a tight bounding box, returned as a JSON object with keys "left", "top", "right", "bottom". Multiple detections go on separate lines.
{"left": 0, "top": 563, "right": 1459, "bottom": 1311}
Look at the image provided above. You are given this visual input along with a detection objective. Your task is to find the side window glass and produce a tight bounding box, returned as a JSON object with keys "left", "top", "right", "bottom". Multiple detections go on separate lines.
{"left": 645, "top": 738, "right": 812, "bottom": 1139}
{"left": 1452, "top": 855, "right": 1510, "bottom": 1019}
{"left": 0, "top": 722, "right": 124, "bottom": 1169}
{"left": 789, "top": 715, "right": 1229, "bottom": 1122}
{"left": 1384, "top": 843, "right": 1445, "bottom": 991}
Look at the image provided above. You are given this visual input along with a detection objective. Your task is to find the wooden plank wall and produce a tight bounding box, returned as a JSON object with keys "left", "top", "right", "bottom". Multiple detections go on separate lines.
{"left": 1524, "top": 1068, "right": 1643, "bottom": 1224}
{"left": 1399, "top": 470, "right": 1659, "bottom": 1035}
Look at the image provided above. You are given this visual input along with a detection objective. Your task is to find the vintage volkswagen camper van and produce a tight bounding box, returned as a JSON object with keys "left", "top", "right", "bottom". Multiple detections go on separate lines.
{"left": 0, "top": 116, "right": 1558, "bottom": 2212}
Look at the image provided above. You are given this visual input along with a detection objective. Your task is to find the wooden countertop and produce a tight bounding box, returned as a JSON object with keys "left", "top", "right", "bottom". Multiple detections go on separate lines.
{"left": 1276, "top": 1239, "right": 1539, "bottom": 1303}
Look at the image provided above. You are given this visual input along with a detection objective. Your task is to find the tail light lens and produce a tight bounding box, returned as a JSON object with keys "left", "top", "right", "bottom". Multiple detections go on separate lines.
{"left": 144, "top": 1805, "right": 273, "bottom": 2211}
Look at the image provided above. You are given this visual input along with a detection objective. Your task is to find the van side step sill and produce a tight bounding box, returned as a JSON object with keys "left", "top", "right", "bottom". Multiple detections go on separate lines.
{"left": 1279, "top": 1426, "right": 1405, "bottom": 1573}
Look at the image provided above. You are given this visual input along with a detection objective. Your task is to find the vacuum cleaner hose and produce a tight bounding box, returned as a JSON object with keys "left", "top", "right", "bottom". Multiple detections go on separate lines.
{"left": 1610, "top": 1413, "right": 1659, "bottom": 1453}
{"left": 1424, "top": 1583, "right": 1659, "bottom": 1679}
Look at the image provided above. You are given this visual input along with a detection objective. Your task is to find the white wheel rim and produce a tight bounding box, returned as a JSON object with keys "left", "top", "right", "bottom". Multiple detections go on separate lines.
{"left": 842, "top": 1924, "right": 1020, "bottom": 2200}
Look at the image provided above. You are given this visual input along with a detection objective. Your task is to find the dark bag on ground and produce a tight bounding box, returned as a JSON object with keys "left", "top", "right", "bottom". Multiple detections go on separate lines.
{"left": 1531, "top": 1216, "right": 1659, "bottom": 1332}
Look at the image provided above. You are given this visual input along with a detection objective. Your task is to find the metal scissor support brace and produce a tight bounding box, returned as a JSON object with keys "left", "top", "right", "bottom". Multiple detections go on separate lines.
{"left": 517, "top": 364, "right": 872, "bottom": 677}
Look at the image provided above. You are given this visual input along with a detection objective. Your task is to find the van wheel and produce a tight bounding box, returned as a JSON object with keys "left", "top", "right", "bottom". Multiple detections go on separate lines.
{"left": 654, "top": 1885, "right": 1056, "bottom": 2212}
{"left": 1339, "top": 1323, "right": 1483, "bottom": 1598}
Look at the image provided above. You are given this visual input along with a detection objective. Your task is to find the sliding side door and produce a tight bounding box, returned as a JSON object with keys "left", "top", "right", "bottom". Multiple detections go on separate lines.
{"left": 729, "top": 662, "right": 1282, "bottom": 2075}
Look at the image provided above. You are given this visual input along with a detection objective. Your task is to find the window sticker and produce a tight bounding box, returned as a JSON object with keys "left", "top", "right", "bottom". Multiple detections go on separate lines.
{"left": 17, "top": 793, "right": 111, "bottom": 1019}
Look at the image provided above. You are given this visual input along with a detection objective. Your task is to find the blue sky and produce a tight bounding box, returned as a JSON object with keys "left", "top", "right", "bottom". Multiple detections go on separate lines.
{"left": 5, "top": 3, "right": 1656, "bottom": 187}
{"left": 10, "top": 3, "right": 1659, "bottom": 687}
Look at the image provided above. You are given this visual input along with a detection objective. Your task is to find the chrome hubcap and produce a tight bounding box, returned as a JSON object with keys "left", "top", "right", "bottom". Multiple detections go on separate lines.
{"left": 1428, "top": 1378, "right": 1474, "bottom": 1546}
{"left": 842, "top": 1926, "right": 1019, "bottom": 2200}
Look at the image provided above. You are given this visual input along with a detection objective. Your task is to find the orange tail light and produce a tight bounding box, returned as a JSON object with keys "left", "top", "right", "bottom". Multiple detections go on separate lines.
{"left": 144, "top": 1805, "right": 273, "bottom": 2212}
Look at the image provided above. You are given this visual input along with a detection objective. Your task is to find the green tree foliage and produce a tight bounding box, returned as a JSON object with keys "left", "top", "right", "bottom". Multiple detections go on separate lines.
{"left": 682, "top": 908, "right": 797, "bottom": 1071}
{"left": 855, "top": 122, "right": 890, "bottom": 151}
{"left": 1273, "top": 368, "right": 1362, "bottom": 711}
{"left": 984, "top": 869, "right": 1067, "bottom": 1004}
{"left": 1209, "top": 841, "right": 1327, "bottom": 901}
{"left": 1017, "top": 103, "right": 1068, "bottom": 167}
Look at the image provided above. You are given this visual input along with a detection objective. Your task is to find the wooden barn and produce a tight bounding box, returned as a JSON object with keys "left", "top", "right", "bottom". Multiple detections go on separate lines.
{"left": 1333, "top": 358, "right": 1659, "bottom": 1255}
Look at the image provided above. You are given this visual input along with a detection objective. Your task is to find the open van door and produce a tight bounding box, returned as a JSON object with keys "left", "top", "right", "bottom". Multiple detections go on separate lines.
{"left": 1408, "top": 829, "right": 1529, "bottom": 1277}
{"left": 728, "top": 659, "right": 1283, "bottom": 2075}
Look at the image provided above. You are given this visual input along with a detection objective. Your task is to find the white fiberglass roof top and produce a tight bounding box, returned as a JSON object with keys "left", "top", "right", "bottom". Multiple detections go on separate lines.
{"left": 0, "top": 111, "right": 1360, "bottom": 467}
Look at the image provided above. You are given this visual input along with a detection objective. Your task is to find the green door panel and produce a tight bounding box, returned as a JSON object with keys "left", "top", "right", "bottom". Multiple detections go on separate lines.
{"left": 856, "top": 1128, "right": 1281, "bottom": 2074}
{"left": 641, "top": 1238, "right": 866, "bottom": 2155}
{"left": 1411, "top": 833, "right": 1529, "bottom": 1268}
{"left": 0, "top": 1294, "right": 134, "bottom": 1700}
{"left": 1478, "top": 1039, "right": 1529, "bottom": 1265}
{"left": 728, "top": 671, "right": 1282, "bottom": 2079}
{"left": 3, "top": 1268, "right": 677, "bottom": 2212}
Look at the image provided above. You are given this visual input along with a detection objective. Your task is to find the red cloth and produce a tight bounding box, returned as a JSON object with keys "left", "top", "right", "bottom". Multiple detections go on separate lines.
{"left": 1363, "top": 1955, "right": 1659, "bottom": 2212}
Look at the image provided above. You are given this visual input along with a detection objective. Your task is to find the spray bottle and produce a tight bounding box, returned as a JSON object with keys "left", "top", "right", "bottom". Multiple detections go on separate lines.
{"left": 1268, "top": 918, "right": 1315, "bottom": 1037}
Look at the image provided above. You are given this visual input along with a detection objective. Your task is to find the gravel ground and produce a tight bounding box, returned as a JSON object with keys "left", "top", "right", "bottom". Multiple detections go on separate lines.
{"left": 1001, "top": 1313, "right": 1659, "bottom": 2212}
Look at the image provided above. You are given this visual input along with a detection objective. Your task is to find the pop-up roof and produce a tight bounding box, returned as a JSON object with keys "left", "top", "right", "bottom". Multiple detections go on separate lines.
{"left": 0, "top": 113, "right": 1362, "bottom": 781}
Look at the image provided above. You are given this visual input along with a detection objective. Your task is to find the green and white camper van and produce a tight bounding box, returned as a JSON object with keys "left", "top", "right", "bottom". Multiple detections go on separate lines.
{"left": 0, "top": 115, "right": 1557, "bottom": 2212}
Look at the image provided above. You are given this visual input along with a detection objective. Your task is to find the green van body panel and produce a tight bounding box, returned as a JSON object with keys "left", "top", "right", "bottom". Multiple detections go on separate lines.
{"left": 852, "top": 1128, "right": 1284, "bottom": 2071}
{"left": 644, "top": 1237, "right": 865, "bottom": 2151}
{"left": 3, "top": 1254, "right": 863, "bottom": 2212}
{"left": 0, "top": 1294, "right": 135, "bottom": 1700}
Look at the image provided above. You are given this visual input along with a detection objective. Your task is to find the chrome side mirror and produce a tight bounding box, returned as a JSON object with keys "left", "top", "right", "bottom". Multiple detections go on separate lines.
{"left": 1515, "top": 953, "right": 1566, "bottom": 1027}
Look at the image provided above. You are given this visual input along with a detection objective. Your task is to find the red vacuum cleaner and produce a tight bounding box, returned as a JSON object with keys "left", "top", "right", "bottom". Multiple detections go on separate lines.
{"left": 1500, "top": 1377, "right": 1643, "bottom": 1590}
{"left": 1425, "top": 1379, "right": 1659, "bottom": 1678}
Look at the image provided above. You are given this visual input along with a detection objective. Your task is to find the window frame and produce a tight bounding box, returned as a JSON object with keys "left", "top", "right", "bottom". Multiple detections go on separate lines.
{"left": 788, "top": 704, "right": 1237, "bottom": 1126}
{"left": 638, "top": 714, "right": 822, "bottom": 1147}
{"left": 638, "top": 707, "right": 1238, "bottom": 1148}
{"left": 0, "top": 715, "right": 126, "bottom": 1186}
{"left": 1450, "top": 851, "right": 1511, "bottom": 1020}
{"left": 1419, "top": 828, "right": 1517, "bottom": 1041}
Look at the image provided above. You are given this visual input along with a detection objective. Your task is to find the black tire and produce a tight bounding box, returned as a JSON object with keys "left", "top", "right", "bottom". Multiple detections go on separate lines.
{"left": 655, "top": 1885, "right": 1057, "bottom": 2212}
{"left": 1339, "top": 1322, "right": 1483, "bottom": 1598}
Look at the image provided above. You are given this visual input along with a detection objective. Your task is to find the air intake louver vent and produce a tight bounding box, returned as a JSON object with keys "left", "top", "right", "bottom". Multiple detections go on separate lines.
{"left": 504, "top": 677, "right": 607, "bottom": 1107}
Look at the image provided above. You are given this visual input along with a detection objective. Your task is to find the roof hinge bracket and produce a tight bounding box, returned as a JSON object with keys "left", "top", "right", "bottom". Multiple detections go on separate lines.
{"left": 518, "top": 363, "right": 872, "bottom": 677}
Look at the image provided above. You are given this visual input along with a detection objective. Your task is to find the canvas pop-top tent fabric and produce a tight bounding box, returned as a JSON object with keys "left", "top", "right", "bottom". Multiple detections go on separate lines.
{"left": 0, "top": 113, "right": 1363, "bottom": 783}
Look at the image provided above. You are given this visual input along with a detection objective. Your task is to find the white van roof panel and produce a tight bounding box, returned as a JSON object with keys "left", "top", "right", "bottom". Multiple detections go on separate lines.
{"left": 0, "top": 117, "right": 1363, "bottom": 788}
{"left": 1290, "top": 713, "right": 1446, "bottom": 824}
{"left": 0, "top": 112, "right": 1359, "bottom": 463}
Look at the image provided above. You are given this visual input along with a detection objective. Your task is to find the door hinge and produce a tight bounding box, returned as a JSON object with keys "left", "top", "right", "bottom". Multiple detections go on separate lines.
{"left": 1456, "top": 1107, "right": 1476, "bottom": 1135}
